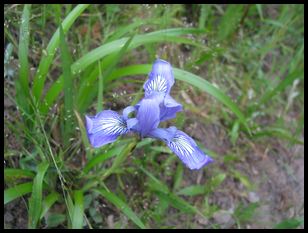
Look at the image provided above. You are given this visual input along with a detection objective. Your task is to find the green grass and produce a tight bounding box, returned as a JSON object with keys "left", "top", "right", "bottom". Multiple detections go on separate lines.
{"left": 4, "top": 4, "right": 304, "bottom": 229}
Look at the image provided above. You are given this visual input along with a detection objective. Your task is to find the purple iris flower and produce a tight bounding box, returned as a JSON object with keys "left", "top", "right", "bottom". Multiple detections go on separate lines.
{"left": 85, "top": 59, "right": 213, "bottom": 170}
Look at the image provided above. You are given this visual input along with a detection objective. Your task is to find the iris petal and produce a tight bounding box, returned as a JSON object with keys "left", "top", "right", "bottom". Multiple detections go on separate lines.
{"left": 144, "top": 59, "right": 175, "bottom": 96}
{"left": 167, "top": 130, "right": 213, "bottom": 170}
{"left": 123, "top": 106, "right": 136, "bottom": 120}
{"left": 149, "top": 127, "right": 213, "bottom": 170}
{"left": 160, "top": 94, "right": 183, "bottom": 121}
{"left": 85, "top": 110, "right": 128, "bottom": 148}
{"left": 136, "top": 98, "right": 160, "bottom": 137}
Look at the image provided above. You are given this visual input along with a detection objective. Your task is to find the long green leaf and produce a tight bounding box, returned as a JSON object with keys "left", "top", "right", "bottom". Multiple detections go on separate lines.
{"left": 173, "top": 68, "right": 249, "bottom": 132}
{"left": 104, "top": 64, "right": 249, "bottom": 132}
{"left": 28, "top": 162, "right": 49, "bottom": 229}
{"left": 72, "top": 190, "right": 84, "bottom": 229}
{"left": 18, "top": 4, "right": 31, "bottom": 95}
{"left": 40, "top": 28, "right": 207, "bottom": 114}
{"left": 16, "top": 4, "right": 31, "bottom": 123}
{"left": 95, "top": 189, "right": 146, "bottom": 229}
{"left": 4, "top": 182, "right": 33, "bottom": 205}
{"left": 95, "top": 34, "right": 134, "bottom": 112}
{"left": 72, "top": 29, "right": 206, "bottom": 74}
{"left": 32, "top": 4, "right": 89, "bottom": 102}
{"left": 59, "top": 23, "right": 74, "bottom": 143}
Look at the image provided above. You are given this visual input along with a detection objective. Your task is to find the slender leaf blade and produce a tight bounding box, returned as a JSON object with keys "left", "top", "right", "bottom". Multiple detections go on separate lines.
{"left": 4, "top": 182, "right": 33, "bottom": 205}
{"left": 40, "top": 192, "right": 60, "bottom": 219}
{"left": 32, "top": 4, "right": 89, "bottom": 102}
{"left": 72, "top": 190, "right": 84, "bottom": 229}
{"left": 95, "top": 189, "right": 146, "bottom": 229}
{"left": 4, "top": 168, "right": 35, "bottom": 181}
{"left": 28, "top": 162, "right": 49, "bottom": 229}
{"left": 59, "top": 23, "right": 74, "bottom": 143}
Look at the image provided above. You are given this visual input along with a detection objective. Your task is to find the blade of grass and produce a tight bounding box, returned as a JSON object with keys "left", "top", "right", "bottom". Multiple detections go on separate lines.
{"left": 274, "top": 218, "right": 303, "bottom": 229}
{"left": 256, "top": 4, "right": 264, "bottom": 21}
{"left": 40, "top": 192, "right": 60, "bottom": 219}
{"left": 204, "top": 173, "right": 226, "bottom": 194}
{"left": 140, "top": 167, "right": 205, "bottom": 217}
{"left": 16, "top": 4, "right": 31, "bottom": 124}
{"left": 218, "top": 4, "right": 244, "bottom": 41}
{"left": 96, "top": 61, "right": 103, "bottom": 112}
{"left": 95, "top": 189, "right": 146, "bottom": 229}
{"left": 177, "top": 185, "right": 205, "bottom": 196}
{"left": 28, "top": 161, "right": 49, "bottom": 229}
{"left": 252, "top": 127, "right": 304, "bottom": 145}
{"left": 18, "top": 4, "right": 31, "bottom": 95}
{"left": 4, "top": 182, "right": 33, "bottom": 205}
{"left": 83, "top": 145, "right": 125, "bottom": 174}
{"left": 74, "top": 110, "right": 93, "bottom": 159}
{"left": 4, "top": 168, "right": 35, "bottom": 181}
{"left": 139, "top": 167, "right": 169, "bottom": 194}
{"left": 72, "top": 190, "right": 84, "bottom": 229}
{"left": 172, "top": 163, "right": 184, "bottom": 191}
{"left": 101, "top": 141, "right": 137, "bottom": 181}
{"left": 32, "top": 4, "right": 89, "bottom": 102}
{"left": 258, "top": 69, "right": 303, "bottom": 106}
{"left": 59, "top": 23, "right": 74, "bottom": 144}
{"left": 154, "top": 191, "right": 198, "bottom": 214}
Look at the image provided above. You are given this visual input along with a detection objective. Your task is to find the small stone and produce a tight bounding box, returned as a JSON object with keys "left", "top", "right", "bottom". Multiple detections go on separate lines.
{"left": 4, "top": 212, "right": 14, "bottom": 222}
{"left": 213, "top": 210, "right": 232, "bottom": 224}
{"left": 248, "top": 192, "right": 260, "bottom": 203}
{"left": 107, "top": 215, "right": 114, "bottom": 229}
{"left": 196, "top": 216, "right": 209, "bottom": 225}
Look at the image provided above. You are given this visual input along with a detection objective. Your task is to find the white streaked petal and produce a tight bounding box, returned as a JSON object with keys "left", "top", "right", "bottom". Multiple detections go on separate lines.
{"left": 88, "top": 110, "right": 128, "bottom": 136}
{"left": 145, "top": 75, "right": 168, "bottom": 94}
{"left": 166, "top": 130, "right": 213, "bottom": 170}
{"left": 95, "top": 116, "right": 127, "bottom": 135}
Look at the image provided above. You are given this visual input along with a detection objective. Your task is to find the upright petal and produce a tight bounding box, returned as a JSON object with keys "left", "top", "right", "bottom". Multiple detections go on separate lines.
{"left": 86, "top": 110, "right": 128, "bottom": 148}
{"left": 149, "top": 127, "right": 213, "bottom": 170}
{"left": 144, "top": 59, "right": 175, "bottom": 96}
{"left": 136, "top": 98, "right": 160, "bottom": 137}
{"left": 159, "top": 94, "right": 183, "bottom": 122}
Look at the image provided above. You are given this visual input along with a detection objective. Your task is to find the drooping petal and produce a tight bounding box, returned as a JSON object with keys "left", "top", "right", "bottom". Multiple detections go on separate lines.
{"left": 167, "top": 130, "right": 213, "bottom": 170}
{"left": 144, "top": 59, "right": 175, "bottom": 96}
{"left": 136, "top": 97, "right": 160, "bottom": 137}
{"left": 85, "top": 110, "right": 128, "bottom": 148}
{"left": 159, "top": 94, "right": 183, "bottom": 122}
{"left": 149, "top": 127, "right": 213, "bottom": 170}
